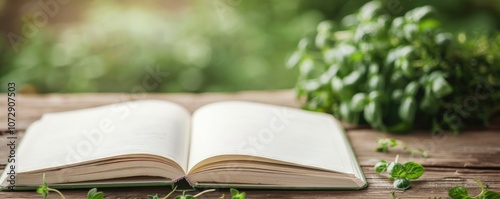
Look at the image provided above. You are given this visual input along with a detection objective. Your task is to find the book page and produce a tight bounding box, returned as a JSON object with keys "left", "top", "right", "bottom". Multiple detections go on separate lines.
{"left": 187, "top": 101, "right": 354, "bottom": 175}
{"left": 16, "top": 100, "right": 191, "bottom": 174}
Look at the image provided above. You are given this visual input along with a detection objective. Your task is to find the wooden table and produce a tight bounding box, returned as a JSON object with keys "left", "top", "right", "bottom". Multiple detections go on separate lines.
{"left": 0, "top": 90, "right": 499, "bottom": 198}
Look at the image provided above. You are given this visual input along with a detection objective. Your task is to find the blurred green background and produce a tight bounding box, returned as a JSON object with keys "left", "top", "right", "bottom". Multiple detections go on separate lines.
{"left": 0, "top": 0, "right": 498, "bottom": 93}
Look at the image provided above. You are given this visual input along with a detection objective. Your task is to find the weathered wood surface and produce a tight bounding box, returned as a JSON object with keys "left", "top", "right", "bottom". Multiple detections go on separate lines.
{"left": 0, "top": 90, "right": 499, "bottom": 198}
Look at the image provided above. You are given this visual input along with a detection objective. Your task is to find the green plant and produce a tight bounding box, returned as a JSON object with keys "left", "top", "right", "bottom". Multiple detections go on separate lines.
{"left": 229, "top": 188, "right": 247, "bottom": 199}
{"left": 376, "top": 138, "right": 428, "bottom": 157}
{"left": 87, "top": 188, "right": 104, "bottom": 199}
{"left": 37, "top": 174, "right": 103, "bottom": 199}
{"left": 391, "top": 179, "right": 500, "bottom": 198}
{"left": 37, "top": 174, "right": 246, "bottom": 199}
{"left": 449, "top": 179, "right": 500, "bottom": 199}
{"left": 374, "top": 155, "right": 424, "bottom": 190}
{"left": 148, "top": 186, "right": 178, "bottom": 199}
{"left": 288, "top": 0, "right": 500, "bottom": 134}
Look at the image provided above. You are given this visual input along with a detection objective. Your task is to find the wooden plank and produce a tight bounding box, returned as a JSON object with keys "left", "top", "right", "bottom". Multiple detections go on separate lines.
{"left": 0, "top": 167, "right": 498, "bottom": 198}
{"left": 349, "top": 129, "right": 500, "bottom": 168}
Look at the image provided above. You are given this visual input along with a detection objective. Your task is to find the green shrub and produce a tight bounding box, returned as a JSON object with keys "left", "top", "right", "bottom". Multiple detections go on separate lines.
{"left": 288, "top": 1, "right": 500, "bottom": 133}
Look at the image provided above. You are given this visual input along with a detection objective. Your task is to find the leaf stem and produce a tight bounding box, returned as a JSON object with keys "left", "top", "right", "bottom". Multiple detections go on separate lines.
{"left": 395, "top": 154, "right": 399, "bottom": 163}
{"left": 161, "top": 185, "right": 178, "bottom": 199}
{"left": 472, "top": 179, "right": 487, "bottom": 198}
{"left": 47, "top": 188, "right": 66, "bottom": 199}
{"left": 193, "top": 189, "right": 216, "bottom": 197}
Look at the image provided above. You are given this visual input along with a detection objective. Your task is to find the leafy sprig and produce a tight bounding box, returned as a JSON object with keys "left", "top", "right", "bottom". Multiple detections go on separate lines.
{"left": 449, "top": 179, "right": 500, "bottom": 199}
{"left": 229, "top": 188, "right": 246, "bottom": 199}
{"left": 375, "top": 155, "right": 424, "bottom": 190}
{"left": 288, "top": 0, "right": 500, "bottom": 134}
{"left": 376, "top": 138, "right": 429, "bottom": 158}
{"left": 87, "top": 188, "right": 104, "bottom": 199}
{"left": 36, "top": 174, "right": 71, "bottom": 199}
{"left": 148, "top": 185, "right": 179, "bottom": 199}
{"left": 37, "top": 174, "right": 246, "bottom": 199}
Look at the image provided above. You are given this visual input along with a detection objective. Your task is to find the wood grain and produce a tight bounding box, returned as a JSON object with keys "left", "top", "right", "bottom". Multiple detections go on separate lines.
{"left": 0, "top": 91, "right": 499, "bottom": 198}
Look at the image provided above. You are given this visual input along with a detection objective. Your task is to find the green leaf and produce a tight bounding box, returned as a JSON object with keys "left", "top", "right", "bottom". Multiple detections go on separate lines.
{"left": 393, "top": 178, "right": 411, "bottom": 190}
{"left": 399, "top": 97, "right": 417, "bottom": 123}
{"left": 148, "top": 194, "right": 160, "bottom": 199}
{"left": 368, "top": 90, "right": 384, "bottom": 103}
{"left": 419, "top": 18, "right": 440, "bottom": 31}
{"left": 286, "top": 51, "right": 303, "bottom": 69}
{"left": 88, "top": 188, "right": 97, "bottom": 198}
{"left": 364, "top": 101, "right": 382, "bottom": 126}
{"left": 358, "top": 1, "right": 382, "bottom": 21}
{"left": 231, "top": 188, "right": 246, "bottom": 199}
{"left": 374, "top": 160, "right": 388, "bottom": 173}
{"left": 343, "top": 70, "right": 364, "bottom": 87}
{"left": 391, "top": 89, "right": 404, "bottom": 102}
{"left": 315, "top": 33, "right": 329, "bottom": 49}
{"left": 448, "top": 186, "right": 471, "bottom": 199}
{"left": 389, "top": 138, "right": 398, "bottom": 147}
{"left": 435, "top": 33, "right": 453, "bottom": 47}
{"left": 87, "top": 188, "right": 104, "bottom": 199}
{"left": 403, "top": 162, "right": 424, "bottom": 179}
{"left": 376, "top": 139, "right": 389, "bottom": 152}
{"left": 297, "top": 38, "right": 310, "bottom": 52}
{"left": 391, "top": 191, "right": 399, "bottom": 199}
{"left": 388, "top": 162, "right": 406, "bottom": 178}
{"left": 340, "top": 102, "right": 360, "bottom": 124}
{"left": 368, "top": 63, "right": 379, "bottom": 75}
{"left": 299, "top": 58, "right": 315, "bottom": 75}
{"left": 368, "top": 74, "right": 384, "bottom": 91}
{"left": 397, "top": 58, "right": 414, "bottom": 78}
{"left": 231, "top": 188, "right": 239, "bottom": 196}
{"left": 175, "top": 195, "right": 196, "bottom": 199}
{"left": 482, "top": 190, "right": 500, "bottom": 199}
{"left": 351, "top": 93, "right": 367, "bottom": 112}
{"left": 317, "top": 20, "right": 334, "bottom": 33}
{"left": 404, "top": 81, "right": 420, "bottom": 97}
{"left": 420, "top": 88, "right": 439, "bottom": 114}
{"left": 37, "top": 174, "right": 49, "bottom": 199}
{"left": 331, "top": 77, "right": 344, "bottom": 95}
{"left": 405, "top": 5, "right": 434, "bottom": 22}
{"left": 431, "top": 76, "right": 453, "bottom": 98}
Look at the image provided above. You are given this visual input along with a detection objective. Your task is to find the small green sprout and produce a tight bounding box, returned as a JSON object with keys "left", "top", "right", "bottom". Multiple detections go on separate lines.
{"left": 375, "top": 155, "right": 424, "bottom": 190}
{"left": 449, "top": 179, "right": 500, "bottom": 199}
{"left": 376, "top": 138, "right": 429, "bottom": 158}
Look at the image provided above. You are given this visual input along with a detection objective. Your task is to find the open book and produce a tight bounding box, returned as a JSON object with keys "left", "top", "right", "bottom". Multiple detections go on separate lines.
{"left": 0, "top": 100, "right": 366, "bottom": 190}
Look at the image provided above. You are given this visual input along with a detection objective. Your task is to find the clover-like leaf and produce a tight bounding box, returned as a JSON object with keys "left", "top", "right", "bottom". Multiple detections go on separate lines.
{"left": 482, "top": 190, "right": 500, "bottom": 199}
{"left": 403, "top": 162, "right": 424, "bottom": 179}
{"left": 448, "top": 186, "right": 470, "bottom": 199}
{"left": 431, "top": 75, "right": 453, "bottom": 98}
{"left": 87, "top": 188, "right": 104, "bottom": 199}
{"left": 393, "top": 178, "right": 411, "bottom": 190}
{"left": 351, "top": 93, "right": 368, "bottom": 112}
{"left": 374, "top": 160, "right": 388, "bottom": 173}
{"left": 388, "top": 162, "right": 406, "bottom": 178}
{"left": 36, "top": 174, "right": 49, "bottom": 199}
{"left": 399, "top": 97, "right": 417, "bottom": 123}
{"left": 231, "top": 188, "right": 246, "bottom": 199}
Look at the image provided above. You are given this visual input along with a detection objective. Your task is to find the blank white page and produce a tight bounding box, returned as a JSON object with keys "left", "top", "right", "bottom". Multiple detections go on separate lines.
{"left": 188, "top": 101, "right": 354, "bottom": 174}
{"left": 17, "top": 100, "right": 191, "bottom": 173}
